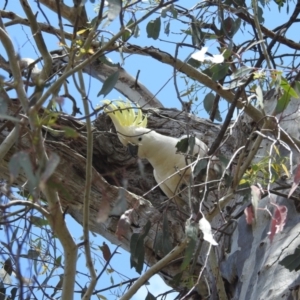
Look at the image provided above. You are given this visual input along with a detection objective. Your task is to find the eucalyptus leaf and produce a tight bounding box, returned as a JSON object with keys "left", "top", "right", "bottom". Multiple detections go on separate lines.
{"left": 224, "top": 79, "right": 247, "bottom": 90}
{"left": 180, "top": 238, "right": 196, "bottom": 271}
{"left": 97, "top": 71, "right": 119, "bottom": 97}
{"left": 146, "top": 17, "right": 161, "bottom": 40}
{"left": 169, "top": 271, "right": 183, "bottom": 286}
{"left": 130, "top": 220, "right": 151, "bottom": 274}
{"left": 153, "top": 233, "right": 163, "bottom": 255}
{"left": 145, "top": 292, "right": 156, "bottom": 300}
{"left": 130, "top": 234, "right": 143, "bottom": 273}
{"left": 10, "top": 287, "right": 17, "bottom": 300}
{"left": 162, "top": 214, "right": 173, "bottom": 254}
{"left": 257, "top": 6, "right": 265, "bottom": 23}
{"left": 134, "top": 24, "right": 140, "bottom": 38}
{"left": 98, "top": 56, "right": 119, "bottom": 67}
{"left": 9, "top": 152, "right": 37, "bottom": 193}
{"left": 259, "top": 0, "right": 266, "bottom": 6}
{"left": 231, "top": 18, "right": 241, "bottom": 37}
{"left": 218, "top": 154, "right": 230, "bottom": 168}
{"left": 203, "top": 92, "right": 215, "bottom": 115}
{"left": 190, "top": 16, "right": 203, "bottom": 47}
{"left": 8, "top": 153, "right": 22, "bottom": 182}
{"left": 279, "top": 246, "right": 300, "bottom": 271}
{"left": 122, "top": 18, "right": 137, "bottom": 41}
{"left": 214, "top": 108, "right": 222, "bottom": 122}
{"left": 202, "top": 67, "right": 213, "bottom": 77}
{"left": 211, "top": 63, "right": 229, "bottom": 81}
{"left": 161, "top": 6, "right": 170, "bottom": 18}
{"left": 11, "top": 226, "right": 19, "bottom": 244}
{"left": 30, "top": 216, "right": 49, "bottom": 227}
{"left": 170, "top": 5, "right": 178, "bottom": 18}
{"left": 27, "top": 249, "right": 40, "bottom": 259}
{"left": 176, "top": 137, "right": 189, "bottom": 153}
{"left": 3, "top": 258, "right": 12, "bottom": 276}
{"left": 256, "top": 85, "right": 264, "bottom": 109}
{"left": 280, "top": 77, "right": 298, "bottom": 98}
{"left": 274, "top": 91, "right": 290, "bottom": 115}
{"left": 110, "top": 190, "right": 128, "bottom": 216}
{"left": 231, "top": 66, "right": 252, "bottom": 80}
{"left": 187, "top": 57, "right": 201, "bottom": 68}
{"left": 40, "top": 153, "right": 60, "bottom": 187}
{"left": 165, "top": 21, "right": 170, "bottom": 36}
{"left": 221, "top": 17, "right": 234, "bottom": 37}
{"left": 194, "top": 159, "right": 208, "bottom": 177}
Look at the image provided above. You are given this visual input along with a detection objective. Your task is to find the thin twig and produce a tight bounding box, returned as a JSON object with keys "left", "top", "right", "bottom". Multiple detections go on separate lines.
{"left": 77, "top": 69, "right": 97, "bottom": 300}
{"left": 120, "top": 238, "right": 189, "bottom": 300}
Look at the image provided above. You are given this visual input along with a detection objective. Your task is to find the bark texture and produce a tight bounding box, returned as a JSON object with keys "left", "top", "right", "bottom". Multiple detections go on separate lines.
{"left": 2, "top": 0, "right": 300, "bottom": 298}
{"left": 2, "top": 97, "right": 300, "bottom": 299}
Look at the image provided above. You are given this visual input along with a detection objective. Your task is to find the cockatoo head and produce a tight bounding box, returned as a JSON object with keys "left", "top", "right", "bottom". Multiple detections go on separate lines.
{"left": 103, "top": 100, "right": 150, "bottom": 156}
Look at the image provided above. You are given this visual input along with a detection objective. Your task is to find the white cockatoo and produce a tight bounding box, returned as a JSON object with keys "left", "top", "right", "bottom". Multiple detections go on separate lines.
{"left": 19, "top": 58, "right": 41, "bottom": 84}
{"left": 103, "top": 100, "right": 209, "bottom": 206}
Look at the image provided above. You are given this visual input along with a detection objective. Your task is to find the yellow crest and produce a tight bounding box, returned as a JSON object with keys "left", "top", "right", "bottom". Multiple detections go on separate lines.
{"left": 103, "top": 100, "right": 147, "bottom": 128}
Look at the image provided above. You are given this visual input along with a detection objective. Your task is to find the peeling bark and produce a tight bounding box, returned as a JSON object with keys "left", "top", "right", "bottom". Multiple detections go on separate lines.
{"left": 0, "top": 99, "right": 237, "bottom": 295}
{"left": 1, "top": 1, "right": 300, "bottom": 294}
{"left": 2, "top": 87, "right": 300, "bottom": 299}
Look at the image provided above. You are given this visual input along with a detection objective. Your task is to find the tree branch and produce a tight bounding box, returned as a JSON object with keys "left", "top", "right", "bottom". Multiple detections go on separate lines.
{"left": 120, "top": 238, "right": 189, "bottom": 300}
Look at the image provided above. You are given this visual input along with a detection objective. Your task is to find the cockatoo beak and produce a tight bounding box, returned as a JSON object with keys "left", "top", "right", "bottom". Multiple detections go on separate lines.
{"left": 127, "top": 143, "right": 139, "bottom": 157}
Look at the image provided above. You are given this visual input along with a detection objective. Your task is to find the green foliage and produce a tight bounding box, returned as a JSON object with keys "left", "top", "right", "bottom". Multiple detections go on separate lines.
{"left": 203, "top": 92, "right": 222, "bottom": 121}
{"left": 257, "top": 5, "right": 265, "bottom": 23}
{"left": 180, "top": 239, "right": 196, "bottom": 271}
{"left": 211, "top": 63, "right": 230, "bottom": 81}
{"left": 97, "top": 294, "right": 108, "bottom": 300}
{"left": 2, "top": 0, "right": 300, "bottom": 298}
{"left": 221, "top": 17, "right": 241, "bottom": 37}
{"left": 9, "top": 152, "right": 37, "bottom": 194}
{"left": 97, "top": 71, "right": 120, "bottom": 97}
{"left": 161, "top": 4, "right": 178, "bottom": 19}
{"left": 203, "top": 92, "right": 215, "bottom": 114}
{"left": 145, "top": 291, "right": 156, "bottom": 300}
{"left": 193, "top": 159, "right": 208, "bottom": 177}
{"left": 122, "top": 18, "right": 140, "bottom": 41}
{"left": 176, "top": 137, "right": 190, "bottom": 153}
{"left": 154, "top": 214, "right": 173, "bottom": 256}
{"left": 98, "top": 55, "right": 119, "bottom": 67}
{"left": 146, "top": 17, "right": 161, "bottom": 40}
{"left": 239, "top": 148, "right": 289, "bottom": 186}
{"left": 273, "top": 76, "right": 299, "bottom": 114}
{"left": 130, "top": 221, "right": 151, "bottom": 274}
{"left": 274, "top": 0, "right": 287, "bottom": 8}
{"left": 190, "top": 16, "right": 204, "bottom": 48}
{"left": 40, "top": 153, "right": 60, "bottom": 187}
{"left": 30, "top": 216, "right": 49, "bottom": 227}
{"left": 279, "top": 246, "right": 300, "bottom": 271}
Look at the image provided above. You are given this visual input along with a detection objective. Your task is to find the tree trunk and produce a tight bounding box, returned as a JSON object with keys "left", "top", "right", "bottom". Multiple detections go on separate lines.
{"left": 2, "top": 96, "right": 300, "bottom": 299}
